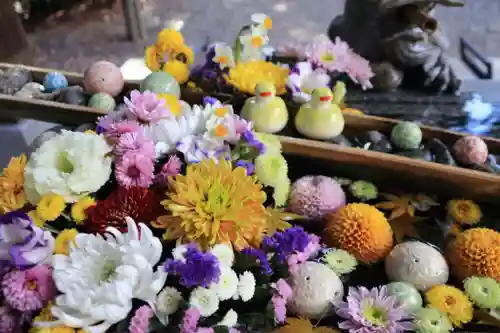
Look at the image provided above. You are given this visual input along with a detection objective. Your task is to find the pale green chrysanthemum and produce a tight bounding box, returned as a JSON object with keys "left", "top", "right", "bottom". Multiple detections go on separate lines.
{"left": 321, "top": 248, "right": 358, "bottom": 275}
{"left": 414, "top": 307, "right": 453, "bottom": 333}
{"left": 273, "top": 177, "right": 290, "bottom": 208}
{"left": 349, "top": 180, "right": 378, "bottom": 201}
{"left": 254, "top": 153, "right": 288, "bottom": 188}
{"left": 463, "top": 276, "right": 500, "bottom": 309}
{"left": 254, "top": 133, "right": 282, "bottom": 154}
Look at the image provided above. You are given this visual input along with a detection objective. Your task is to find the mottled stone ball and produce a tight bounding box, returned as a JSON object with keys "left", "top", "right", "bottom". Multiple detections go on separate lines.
{"left": 452, "top": 136, "right": 489, "bottom": 165}
{"left": 42, "top": 72, "right": 68, "bottom": 92}
{"left": 386, "top": 282, "right": 423, "bottom": 313}
{"left": 289, "top": 262, "right": 344, "bottom": 319}
{"left": 288, "top": 175, "right": 346, "bottom": 219}
{"left": 83, "top": 61, "right": 124, "bottom": 97}
{"left": 390, "top": 121, "right": 422, "bottom": 150}
{"left": 385, "top": 241, "right": 449, "bottom": 291}
{"left": 140, "top": 72, "right": 181, "bottom": 98}
{"left": 88, "top": 92, "right": 116, "bottom": 112}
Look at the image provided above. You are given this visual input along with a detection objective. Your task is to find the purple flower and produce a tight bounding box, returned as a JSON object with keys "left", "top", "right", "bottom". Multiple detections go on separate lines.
{"left": 164, "top": 244, "right": 221, "bottom": 288}
{"left": 203, "top": 96, "right": 220, "bottom": 106}
{"left": 124, "top": 90, "right": 171, "bottom": 123}
{"left": 0, "top": 211, "right": 55, "bottom": 269}
{"left": 336, "top": 286, "right": 414, "bottom": 333}
{"left": 235, "top": 160, "right": 254, "bottom": 175}
{"left": 241, "top": 247, "right": 272, "bottom": 275}
{"left": 262, "top": 227, "right": 310, "bottom": 262}
{"left": 242, "top": 130, "right": 265, "bottom": 155}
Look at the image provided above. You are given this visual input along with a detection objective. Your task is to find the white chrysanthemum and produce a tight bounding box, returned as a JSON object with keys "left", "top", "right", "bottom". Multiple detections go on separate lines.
{"left": 24, "top": 130, "right": 112, "bottom": 204}
{"left": 189, "top": 287, "right": 220, "bottom": 317}
{"left": 237, "top": 271, "right": 256, "bottom": 302}
{"left": 218, "top": 308, "right": 238, "bottom": 327}
{"left": 211, "top": 267, "right": 239, "bottom": 301}
{"left": 210, "top": 244, "right": 234, "bottom": 268}
{"left": 172, "top": 244, "right": 189, "bottom": 262}
{"left": 155, "top": 286, "right": 183, "bottom": 324}
{"left": 50, "top": 217, "right": 167, "bottom": 333}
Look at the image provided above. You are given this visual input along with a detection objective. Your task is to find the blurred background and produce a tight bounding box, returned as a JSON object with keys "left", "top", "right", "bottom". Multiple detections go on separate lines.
{"left": 3, "top": 0, "right": 500, "bottom": 73}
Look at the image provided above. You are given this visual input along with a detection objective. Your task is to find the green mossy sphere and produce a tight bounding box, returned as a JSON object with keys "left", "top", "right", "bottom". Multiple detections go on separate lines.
{"left": 390, "top": 121, "right": 422, "bottom": 150}
{"left": 88, "top": 92, "right": 116, "bottom": 112}
{"left": 140, "top": 72, "right": 180, "bottom": 98}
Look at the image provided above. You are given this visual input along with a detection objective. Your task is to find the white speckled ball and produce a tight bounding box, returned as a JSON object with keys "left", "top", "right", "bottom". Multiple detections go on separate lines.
{"left": 289, "top": 261, "right": 344, "bottom": 319}
{"left": 385, "top": 241, "right": 449, "bottom": 291}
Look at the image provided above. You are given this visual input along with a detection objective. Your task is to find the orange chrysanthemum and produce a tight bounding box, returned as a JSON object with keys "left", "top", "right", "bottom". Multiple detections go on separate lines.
{"left": 324, "top": 203, "right": 394, "bottom": 263}
{"left": 447, "top": 228, "right": 500, "bottom": 281}
{"left": 0, "top": 154, "right": 27, "bottom": 214}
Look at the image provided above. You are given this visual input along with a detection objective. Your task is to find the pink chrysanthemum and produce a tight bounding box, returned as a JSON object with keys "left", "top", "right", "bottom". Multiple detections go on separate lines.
{"left": 336, "top": 286, "right": 414, "bottom": 333}
{"left": 115, "top": 153, "right": 155, "bottom": 188}
{"left": 125, "top": 90, "right": 171, "bottom": 123}
{"left": 305, "top": 35, "right": 351, "bottom": 73}
{"left": 271, "top": 278, "right": 292, "bottom": 324}
{"left": 181, "top": 307, "right": 201, "bottom": 333}
{"left": 104, "top": 120, "right": 141, "bottom": 143}
{"left": 114, "top": 131, "right": 155, "bottom": 159}
{"left": 0, "top": 306, "right": 18, "bottom": 333}
{"left": 344, "top": 52, "right": 374, "bottom": 90}
{"left": 129, "top": 305, "right": 154, "bottom": 333}
{"left": 1, "top": 264, "right": 55, "bottom": 312}
{"left": 155, "top": 155, "right": 182, "bottom": 186}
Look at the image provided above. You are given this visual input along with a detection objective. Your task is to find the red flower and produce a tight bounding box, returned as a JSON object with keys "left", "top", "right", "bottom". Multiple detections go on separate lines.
{"left": 85, "top": 186, "right": 164, "bottom": 234}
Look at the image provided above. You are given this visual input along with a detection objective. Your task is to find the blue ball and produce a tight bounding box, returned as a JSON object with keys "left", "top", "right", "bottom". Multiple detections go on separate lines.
{"left": 43, "top": 72, "right": 68, "bottom": 92}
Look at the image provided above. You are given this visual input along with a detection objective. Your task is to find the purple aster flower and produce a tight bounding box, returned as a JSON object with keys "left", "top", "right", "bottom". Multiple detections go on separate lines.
{"left": 164, "top": 244, "right": 221, "bottom": 288}
{"left": 235, "top": 160, "right": 254, "bottom": 175}
{"left": 337, "top": 286, "right": 414, "bottom": 333}
{"left": 262, "top": 226, "right": 310, "bottom": 262}
{"left": 241, "top": 247, "right": 272, "bottom": 275}
{"left": 0, "top": 211, "right": 55, "bottom": 270}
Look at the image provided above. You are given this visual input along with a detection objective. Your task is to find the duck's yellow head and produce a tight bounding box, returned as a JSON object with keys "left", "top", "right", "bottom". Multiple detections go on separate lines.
{"left": 312, "top": 87, "right": 333, "bottom": 103}
{"left": 255, "top": 82, "right": 276, "bottom": 98}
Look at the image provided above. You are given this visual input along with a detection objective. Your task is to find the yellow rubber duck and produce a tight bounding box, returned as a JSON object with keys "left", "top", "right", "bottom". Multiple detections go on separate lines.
{"left": 294, "top": 87, "right": 345, "bottom": 140}
{"left": 240, "top": 82, "right": 289, "bottom": 133}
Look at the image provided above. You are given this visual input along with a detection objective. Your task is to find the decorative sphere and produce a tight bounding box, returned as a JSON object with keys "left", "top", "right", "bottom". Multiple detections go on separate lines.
{"left": 88, "top": 92, "right": 116, "bottom": 112}
{"left": 452, "top": 136, "right": 489, "bottom": 165}
{"left": 386, "top": 282, "right": 423, "bottom": 312}
{"left": 83, "top": 61, "right": 124, "bottom": 97}
{"left": 42, "top": 72, "right": 68, "bottom": 92}
{"left": 289, "top": 262, "right": 344, "bottom": 319}
{"left": 390, "top": 121, "right": 422, "bottom": 150}
{"left": 288, "top": 175, "right": 346, "bottom": 219}
{"left": 385, "top": 241, "right": 449, "bottom": 291}
{"left": 140, "top": 72, "right": 181, "bottom": 98}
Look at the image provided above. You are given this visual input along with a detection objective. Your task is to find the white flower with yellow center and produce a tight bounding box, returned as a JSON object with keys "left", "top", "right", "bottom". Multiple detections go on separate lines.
{"left": 210, "top": 244, "right": 234, "bottom": 268}
{"left": 155, "top": 286, "right": 183, "bottom": 324}
{"left": 213, "top": 43, "right": 236, "bottom": 69}
{"left": 218, "top": 309, "right": 238, "bottom": 327}
{"left": 24, "top": 130, "right": 112, "bottom": 204}
{"left": 189, "top": 287, "right": 220, "bottom": 317}
{"left": 236, "top": 271, "right": 256, "bottom": 302}
{"left": 239, "top": 25, "right": 268, "bottom": 62}
{"left": 251, "top": 13, "right": 273, "bottom": 30}
{"left": 211, "top": 267, "right": 239, "bottom": 301}
{"left": 50, "top": 217, "right": 167, "bottom": 333}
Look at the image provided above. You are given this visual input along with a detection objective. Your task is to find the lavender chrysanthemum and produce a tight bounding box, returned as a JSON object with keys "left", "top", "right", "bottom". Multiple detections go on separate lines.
{"left": 336, "top": 286, "right": 414, "bottom": 333}
{"left": 262, "top": 226, "right": 310, "bottom": 261}
{"left": 164, "top": 244, "right": 221, "bottom": 288}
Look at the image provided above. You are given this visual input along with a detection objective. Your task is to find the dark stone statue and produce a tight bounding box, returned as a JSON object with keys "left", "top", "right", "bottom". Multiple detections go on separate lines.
{"left": 328, "top": 0, "right": 464, "bottom": 94}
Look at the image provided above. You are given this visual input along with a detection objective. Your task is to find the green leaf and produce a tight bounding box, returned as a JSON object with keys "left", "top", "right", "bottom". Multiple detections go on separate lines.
{"left": 233, "top": 25, "right": 251, "bottom": 64}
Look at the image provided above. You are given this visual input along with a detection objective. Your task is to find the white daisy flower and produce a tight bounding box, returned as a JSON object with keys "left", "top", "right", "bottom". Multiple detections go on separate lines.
{"left": 213, "top": 43, "right": 236, "bottom": 69}
{"left": 251, "top": 13, "right": 273, "bottom": 30}
{"left": 211, "top": 267, "right": 239, "bottom": 301}
{"left": 237, "top": 271, "right": 256, "bottom": 302}
{"left": 210, "top": 244, "right": 234, "bottom": 268}
{"left": 189, "top": 287, "right": 220, "bottom": 317}
{"left": 217, "top": 308, "right": 238, "bottom": 327}
{"left": 155, "top": 286, "right": 183, "bottom": 324}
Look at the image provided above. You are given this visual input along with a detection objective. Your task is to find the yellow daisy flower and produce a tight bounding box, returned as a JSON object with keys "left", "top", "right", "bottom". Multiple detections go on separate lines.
{"left": 425, "top": 285, "right": 473, "bottom": 327}
{"left": 446, "top": 199, "right": 482, "bottom": 225}
{"left": 70, "top": 196, "right": 96, "bottom": 224}
{"left": 36, "top": 193, "right": 66, "bottom": 222}
{"left": 54, "top": 229, "right": 78, "bottom": 255}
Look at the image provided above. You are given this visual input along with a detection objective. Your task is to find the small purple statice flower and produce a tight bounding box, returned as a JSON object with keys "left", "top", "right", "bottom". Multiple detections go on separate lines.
{"left": 202, "top": 96, "right": 220, "bottom": 106}
{"left": 241, "top": 247, "right": 272, "bottom": 275}
{"left": 164, "top": 244, "right": 221, "bottom": 288}
{"left": 336, "top": 286, "right": 414, "bottom": 333}
{"left": 242, "top": 130, "right": 265, "bottom": 155}
{"left": 262, "top": 226, "right": 310, "bottom": 262}
{"left": 235, "top": 160, "right": 254, "bottom": 175}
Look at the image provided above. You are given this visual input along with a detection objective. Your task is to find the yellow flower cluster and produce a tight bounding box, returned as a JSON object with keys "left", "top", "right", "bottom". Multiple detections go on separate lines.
{"left": 145, "top": 28, "right": 194, "bottom": 84}
{"left": 29, "top": 193, "right": 95, "bottom": 227}
{"left": 0, "top": 154, "right": 27, "bottom": 214}
{"left": 226, "top": 60, "right": 289, "bottom": 95}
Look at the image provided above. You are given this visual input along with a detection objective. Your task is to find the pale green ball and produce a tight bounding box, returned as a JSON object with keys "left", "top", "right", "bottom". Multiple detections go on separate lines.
{"left": 390, "top": 121, "right": 423, "bottom": 150}
{"left": 386, "top": 282, "right": 423, "bottom": 312}
{"left": 140, "top": 72, "right": 180, "bottom": 98}
{"left": 88, "top": 92, "right": 116, "bottom": 112}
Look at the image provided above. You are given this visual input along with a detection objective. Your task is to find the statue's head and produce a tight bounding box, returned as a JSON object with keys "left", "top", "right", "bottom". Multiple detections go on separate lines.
{"left": 378, "top": 0, "right": 464, "bottom": 11}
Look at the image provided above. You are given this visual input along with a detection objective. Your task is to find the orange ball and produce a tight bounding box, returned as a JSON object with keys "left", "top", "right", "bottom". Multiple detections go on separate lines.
{"left": 324, "top": 203, "right": 393, "bottom": 263}
{"left": 447, "top": 228, "right": 500, "bottom": 281}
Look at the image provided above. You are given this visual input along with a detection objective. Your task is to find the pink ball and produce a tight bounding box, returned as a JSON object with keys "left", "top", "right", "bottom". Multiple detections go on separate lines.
{"left": 288, "top": 175, "right": 346, "bottom": 219}
{"left": 452, "top": 136, "right": 489, "bottom": 165}
{"left": 83, "top": 61, "right": 124, "bottom": 97}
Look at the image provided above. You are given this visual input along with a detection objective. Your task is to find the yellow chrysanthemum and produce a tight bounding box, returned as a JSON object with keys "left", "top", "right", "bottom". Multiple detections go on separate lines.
{"left": 160, "top": 159, "right": 271, "bottom": 250}
{"left": 273, "top": 318, "right": 340, "bottom": 333}
{"left": 254, "top": 133, "right": 282, "bottom": 154}
{"left": 162, "top": 60, "right": 190, "bottom": 84}
{"left": 28, "top": 210, "right": 45, "bottom": 227}
{"left": 446, "top": 199, "right": 482, "bottom": 225}
{"left": 157, "top": 93, "right": 182, "bottom": 116}
{"left": 254, "top": 153, "right": 288, "bottom": 188}
{"left": 70, "top": 196, "right": 96, "bottom": 224}
{"left": 145, "top": 45, "right": 163, "bottom": 71}
{"left": 226, "top": 60, "right": 289, "bottom": 95}
{"left": 425, "top": 285, "right": 473, "bottom": 327}
{"left": 30, "top": 302, "right": 84, "bottom": 333}
{"left": 36, "top": 193, "right": 66, "bottom": 222}
{"left": 0, "top": 154, "right": 27, "bottom": 214}
{"left": 54, "top": 229, "right": 78, "bottom": 255}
